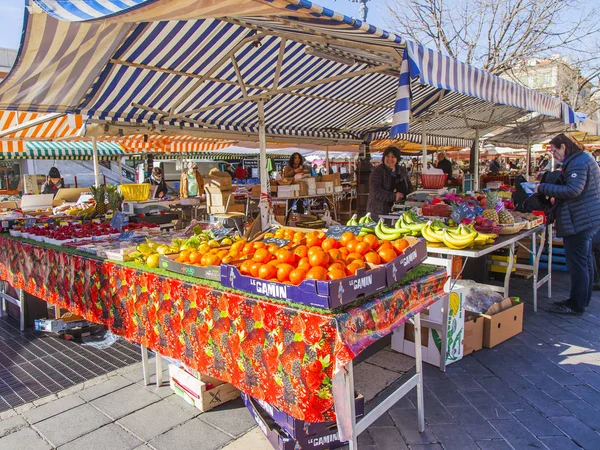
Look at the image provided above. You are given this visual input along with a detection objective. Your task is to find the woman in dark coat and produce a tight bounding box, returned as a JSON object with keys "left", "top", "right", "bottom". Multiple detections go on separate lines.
{"left": 144, "top": 167, "right": 169, "bottom": 199}
{"left": 367, "top": 147, "right": 413, "bottom": 220}
{"left": 40, "top": 167, "right": 64, "bottom": 197}
{"left": 536, "top": 134, "right": 600, "bottom": 314}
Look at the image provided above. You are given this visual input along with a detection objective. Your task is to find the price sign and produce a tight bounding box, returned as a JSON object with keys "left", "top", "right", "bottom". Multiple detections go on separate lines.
{"left": 450, "top": 203, "right": 475, "bottom": 223}
{"left": 1, "top": 221, "right": 9, "bottom": 229}
{"left": 263, "top": 238, "right": 290, "bottom": 247}
{"left": 211, "top": 227, "right": 234, "bottom": 241}
{"left": 325, "top": 225, "right": 362, "bottom": 239}
{"left": 110, "top": 212, "right": 129, "bottom": 231}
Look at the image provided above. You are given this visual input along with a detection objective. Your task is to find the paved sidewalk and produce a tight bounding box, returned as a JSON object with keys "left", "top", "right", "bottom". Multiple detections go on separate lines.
{"left": 1, "top": 271, "right": 599, "bottom": 449}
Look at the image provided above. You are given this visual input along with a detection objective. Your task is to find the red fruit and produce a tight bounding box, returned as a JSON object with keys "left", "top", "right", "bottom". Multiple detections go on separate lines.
{"left": 309, "top": 391, "right": 334, "bottom": 413}
{"left": 305, "top": 371, "right": 325, "bottom": 390}
{"left": 307, "top": 360, "right": 322, "bottom": 373}
{"left": 291, "top": 315, "right": 305, "bottom": 335}
{"left": 280, "top": 341, "right": 305, "bottom": 373}
{"left": 303, "top": 407, "right": 325, "bottom": 423}
{"left": 303, "top": 317, "right": 322, "bottom": 346}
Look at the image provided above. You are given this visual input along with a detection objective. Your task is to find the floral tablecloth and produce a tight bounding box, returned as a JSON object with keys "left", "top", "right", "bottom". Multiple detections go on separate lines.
{"left": 0, "top": 236, "right": 446, "bottom": 422}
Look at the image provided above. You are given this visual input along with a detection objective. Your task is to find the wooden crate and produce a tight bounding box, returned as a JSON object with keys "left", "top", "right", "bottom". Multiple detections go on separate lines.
{"left": 168, "top": 364, "right": 240, "bottom": 412}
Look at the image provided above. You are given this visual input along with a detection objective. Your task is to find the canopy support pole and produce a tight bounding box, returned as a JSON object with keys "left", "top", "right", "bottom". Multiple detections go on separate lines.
{"left": 525, "top": 136, "right": 531, "bottom": 181}
{"left": 421, "top": 120, "right": 427, "bottom": 174}
{"left": 326, "top": 146, "right": 330, "bottom": 173}
{"left": 257, "top": 101, "right": 269, "bottom": 230}
{"left": 473, "top": 129, "right": 480, "bottom": 191}
{"left": 92, "top": 138, "right": 101, "bottom": 187}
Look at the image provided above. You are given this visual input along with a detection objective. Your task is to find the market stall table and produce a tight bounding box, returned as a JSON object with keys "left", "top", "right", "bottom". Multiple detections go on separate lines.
{"left": 264, "top": 193, "right": 339, "bottom": 224}
{"left": 0, "top": 235, "right": 446, "bottom": 448}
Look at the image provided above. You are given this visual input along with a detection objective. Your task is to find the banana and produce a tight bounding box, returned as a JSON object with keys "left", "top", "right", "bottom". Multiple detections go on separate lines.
{"left": 375, "top": 220, "right": 404, "bottom": 241}
{"left": 358, "top": 213, "right": 371, "bottom": 225}
{"left": 441, "top": 228, "right": 478, "bottom": 249}
{"left": 421, "top": 222, "right": 444, "bottom": 243}
{"left": 346, "top": 214, "right": 358, "bottom": 226}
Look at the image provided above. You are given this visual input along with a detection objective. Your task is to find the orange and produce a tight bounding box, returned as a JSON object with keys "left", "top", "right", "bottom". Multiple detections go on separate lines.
{"left": 328, "top": 261, "right": 346, "bottom": 272}
{"left": 289, "top": 268, "right": 308, "bottom": 285}
{"left": 355, "top": 241, "right": 371, "bottom": 255}
{"left": 298, "top": 257, "right": 311, "bottom": 271}
{"left": 306, "top": 233, "right": 324, "bottom": 248}
{"left": 339, "top": 247, "right": 350, "bottom": 259}
{"left": 250, "top": 262, "right": 263, "bottom": 278}
{"left": 222, "top": 255, "right": 234, "bottom": 265}
{"left": 321, "top": 237, "right": 339, "bottom": 252}
{"left": 308, "top": 246, "right": 325, "bottom": 257}
{"left": 327, "top": 248, "right": 342, "bottom": 262}
{"left": 205, "top": 254, "right": 221, "bottom": 266}
{"left": 253, "top": 241, "right": 267, "bottom": 249}
{"left": 339, "top": 231, "right": 355, "bottom": 247}
{"left": 276, "top": 263, "right": 295, "bottom": 282}
{"left": 240, "top": 260, "right": 253, "bottom": 275}
{"left": 188, "top": 251, "right": 200, "bottom": 264}
{"left": 284, "top": 229, "right": 295, "bottom": 240}
{"left": 346, "top": 240, "right": 359, "bottom": 253}
{"left": 346, "top": 252, "right": 365, "bottom": 263}
{"left": 328, "top": 268, "right": 346, "bottom": 280}
{"left": 175, "top": 256, "right": 186, "bottom": 263}
{"left": 217, "top": 249, "right": 229, "bottom": 258}
{"left": 364, "top": 251, "right": 382, "bottom": 265}
{"left": 345, "top": 262, "right": 361, "bottom": 276}
{"left": 378, "top": 248, "right": 397, "bottom": 264}
{"left": 276, "top": 249, "right": 295, "bottom": 264}
{"left": 294, "top": 245, "right": 309, "bottom": 259}
{"left": 363, "top": 234, "right": 380, "bottom": 250}
{"left": 306, "top": 266, "right": 328, "bottom": 281}
{"left": 293, "top": 231, "right": 305, "bottom": 243}
{"left": 230, "top": 240, "right": 245, "bottom": 252}
{"left": 253, "top": 248, "right": 271, "bottom": 264}
{"left": 179, "top": 250, "right": 191, "bottom": 261}
{"left": 242, "top": 243, "right": 255, "bottom": 256}
{"left": 354, "top": 235, "right": 364, "bottom": 242}
{"left": 267, "top": 243, "right": 280, "bottom": 254}
{"left": 258, "top": 264, "right": 277, "bottom": 280}
{"left": 392, "top": 238, "right": 410, "bottom": 254}
{"left": 378, "top": 240, "right": 394, "bottom": 252}
{"left": 309, "top": 251, "right": 329, "bottom": 268}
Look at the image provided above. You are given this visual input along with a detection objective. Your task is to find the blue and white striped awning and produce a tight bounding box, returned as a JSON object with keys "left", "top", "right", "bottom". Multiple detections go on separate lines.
{"left": 0, "top": 0, "right": 577, "bottom": 146}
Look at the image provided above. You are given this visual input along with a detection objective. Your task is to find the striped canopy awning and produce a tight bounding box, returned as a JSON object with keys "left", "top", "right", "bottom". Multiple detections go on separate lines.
{"left": 0, "top": 0, "right": 577, "bottom": 146}
{"left": 0, "top": 141, "right": 125, "bottom": 160}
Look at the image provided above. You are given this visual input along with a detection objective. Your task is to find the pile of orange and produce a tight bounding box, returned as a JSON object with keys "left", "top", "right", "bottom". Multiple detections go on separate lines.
{"left": 174, "top": 239, "right": 250, "bottom": 267}
{"left": 236, "top": 229, "right": 410, "bottom": 285}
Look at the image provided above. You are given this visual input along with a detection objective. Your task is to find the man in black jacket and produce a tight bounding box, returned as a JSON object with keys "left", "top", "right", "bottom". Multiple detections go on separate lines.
{"left": 436, "top": 152, "right": 453, "bottom": 179}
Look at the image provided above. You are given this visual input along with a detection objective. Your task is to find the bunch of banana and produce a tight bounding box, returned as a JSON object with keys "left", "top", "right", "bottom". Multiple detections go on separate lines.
{"left": 374, "top": 219, "right": 406, "bottom": 241}
{"left": 422, "top": 223, "right": 497, "bottom": 249}
{"left": 421, "top": 221, "right": 445, "bottom": 243}
{"left": 346, "top": 213, "right": 372, "bottom": 226}
{"left": 394, "top": 211, "right": 426, "bottom": 236}
{"left": 441, "top": 226, "right": 479, "bottom": 249}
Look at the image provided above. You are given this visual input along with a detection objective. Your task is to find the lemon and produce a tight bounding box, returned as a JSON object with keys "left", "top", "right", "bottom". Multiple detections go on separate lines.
{"left": 198, "top": 243, "right": 210, "bottom": 254}
{"left": 264, "top": 232, "right": 275, "bottom": 239}
{"left": 146, "top": 254, "right": 160, "bottom": 268}
{"left": 208, "top": 239, "right": 220, "bottom": 248}
{"left": 221, "top": 238, "right": 233, "bottom": 246}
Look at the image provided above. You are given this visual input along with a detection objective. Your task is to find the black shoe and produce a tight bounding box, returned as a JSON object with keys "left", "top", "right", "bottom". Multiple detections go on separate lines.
{"left": 550, "top": 304, "right": 583, "bottom": 315}
{"left": 553, "top": 299, "right": 571, "bottom": 306}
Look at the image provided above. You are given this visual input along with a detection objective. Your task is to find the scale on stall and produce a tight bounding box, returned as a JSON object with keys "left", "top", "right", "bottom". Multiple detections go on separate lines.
{"left": 402, "top": 188, "right": 448, "bottom": 207}
{"left": 122, "top": 187, "right": 179, "bottom": 229}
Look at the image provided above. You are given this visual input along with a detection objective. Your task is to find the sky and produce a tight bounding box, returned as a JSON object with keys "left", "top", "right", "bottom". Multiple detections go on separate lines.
{"left": 0, "top": 0, "right": 390, "bottom": 50}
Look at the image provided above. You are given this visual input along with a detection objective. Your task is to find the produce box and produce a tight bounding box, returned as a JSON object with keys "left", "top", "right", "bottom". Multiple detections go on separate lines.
{"left": 242, "top": 393, "right": 353, "bottom": 450}
{"left": 247, "top": 392, "right": 364, "bottom": 439}
{"left": 220, "top": 237, "right": 427, "bottom": 310}
{"left": 168, "top": 364, "right": 239, "bottom": 412}
{"left": 159, "top": 254, "right": 221, "bottom": 281}
{"left": 463, "top": 312, "right": 484, "bottom": 356}
{"left": 481, "top": 298, "right": 523, "bottom": 348}
{"left": 320, "top": 173, "right": 341, "bottom": 187}
{"left": 205, "top": 175, "right": 232, "bottom": 190}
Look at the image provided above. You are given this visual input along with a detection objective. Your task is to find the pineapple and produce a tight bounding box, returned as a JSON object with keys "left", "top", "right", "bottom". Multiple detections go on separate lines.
{"left": 105, "top": 185, "right": 124, "bottom": 212}
{"left": 482, "top": 191, "right": 499, "bottom": 223}
{"left": 498, "top": 209, "right": 515, "bottom": 225}
{"left": 89, "top": 185, "right": 107, "bottom": 216}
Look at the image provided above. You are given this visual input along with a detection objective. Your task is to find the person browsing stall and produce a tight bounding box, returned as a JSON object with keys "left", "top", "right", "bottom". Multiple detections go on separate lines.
{"left": 144, "top": 167, "right": 169, "bottom": 199}
{"left": 367, "top": 146, "right": 413, "bottom": 220}
{"left": 40, "top": 167, "right": 65, "bottom": 197}
{"left": 180, "top": 162, "right": 205, "bottom": 198}
{"left": 283, "top": 152, "right": 309, "bottom": 180}
{"left": 536, "top": 134, "right": 600, "bottom": 315}
{"left": 436, "top": 152, "right": 453, "bottom": 179}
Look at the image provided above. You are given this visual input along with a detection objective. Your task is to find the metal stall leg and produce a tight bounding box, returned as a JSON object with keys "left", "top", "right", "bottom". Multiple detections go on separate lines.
{"left": 0, "top": 281, "right": 5, "bottom": 318}
{"left": 414, "top": 312, "right": 425, "bottom": 432}
{"left": 140, "top": 345, "right": 150, "bottom": 386}
{"left": 155, "top": 353, "right": 163, "bottom": 386}
{"left": 503, "top": 243, "right": 515, "bottom": 297}
{"left": 18, "top": 289, "right": 26, "bottom": 332}
{"left": 532, "top": 229, "right": 538, "bottom": 312}
{"left": 548, "top": 226, "right": 553, "bottom": 298}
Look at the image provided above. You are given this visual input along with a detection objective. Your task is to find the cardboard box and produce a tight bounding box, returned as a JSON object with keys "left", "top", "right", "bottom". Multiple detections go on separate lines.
{"left": 316, "top": 181, "right": 334, "bottom": 193}
{"left": 205, "top": 175, "right": 232, "bottom": 190}
{"left": 463, "top": 313, "right": 484, "bottom": 355}
{"left": 169, "top": 364, "right": 240, "bottom": 412}
{"left": 481, "top": 298, "right": 523, "bottom": 348}
{"left": 159, "top": 254, "right": 221, "bottom": 281}
{"left": 321, "top": 173, "right": 341, "bottom": 187}
{"left": 251, "top": 185, "right": 262, "bottom": 197}
{"left": 297, "top": 182, "right": 308, "bottom": 196}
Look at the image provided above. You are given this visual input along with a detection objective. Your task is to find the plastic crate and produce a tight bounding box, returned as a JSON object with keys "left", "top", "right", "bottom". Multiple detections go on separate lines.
{"left": 420, "top": 174, "right": 448, "bottom": 189}
{"left": 120, "top": 184, "right": 150, "bottom": 201}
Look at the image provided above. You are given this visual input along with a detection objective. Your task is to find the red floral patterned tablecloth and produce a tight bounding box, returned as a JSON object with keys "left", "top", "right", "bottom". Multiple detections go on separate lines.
{"left": 0, "top": 236, "right": 446, "bottom": 422}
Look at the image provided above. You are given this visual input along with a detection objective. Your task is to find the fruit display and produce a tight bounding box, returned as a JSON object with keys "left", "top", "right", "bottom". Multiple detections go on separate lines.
{"left": 482, "top": 191, "right": 500, "bottom": 223}
{"left": 422, "top": 222, "right": 497, "bottom": 250}
{"left": 20, "top": 221, "right": 121, "bottom": 245}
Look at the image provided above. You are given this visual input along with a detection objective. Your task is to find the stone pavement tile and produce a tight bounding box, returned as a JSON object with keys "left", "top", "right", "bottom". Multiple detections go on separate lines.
{"left": 23, "top": 395, "right": 84, "bottom": 424}
{"left": 0, "top": 414, "right": 27, "bottom": 437}
{"left": 220, "top": 427, "right": 271, "bottom": 450}
{"left": 366, "top": 426, "right": 409, "bottom": 449}
{"left": 198, "top": 398, "right": 258, "bottom": 438}
{"left": 461, "top": 422, "right": 502, "bottom": 441}
{"left": 407, "top": 445, "right": 443, "bottom": 450}
{"left": 565, "top": 385, "right": 600, "bottom": 409}
{"left": 117, "top": 398, "right": 195, "bottom": 441}
{"left": 0, "top": 427, "right": 51, "bottom": 450}
{"left": 140, "top": 382, "right": 173, "bottom": 399}
{"left": 542, "top": 367, "right": 586, "bottom": 386}
{"left": 539, "top": 436, "right": 583, "bottom": 450}
{"left": 33, "top": 404, "right": 111, "bottom": 447}
{"left": 523, "top": 374, "right": 564, "bottom": 391}
{"left": 90, "top": 383, "right": 162, "bottom": 420}
{"left": 149, "top": 418, "right": 231, "bottom": 450}
{"left": 449, "top": 377, "right": 483, "bottom": 392}
{"left": 133, "top": 446, "right": 154, "bottom": 450}
{"left": 389, "top": 406, "right": 438, "bottom": 445}
{"left": 470, "top": 401, "right": 512, "bottom": 421}
{"left": 443, "top": 365, "right": 469, "bottom": 378}
{"left": 476, "top": 377, "right": 523, "bottom": 404}
{"left": 426, "top": 380, "right": 470, "bottom": 407}
{"left": 429, "top": 423, "right": 478, "bottom": 450}
{"left": 560, "top": 399, "right": 600, "bottom": 430}
{"left": 457, "top": 357, "right": 493, "bottom": 377}
{"left": 353, "top": 362, "right": 403, "bottom": 402}
{"left": 488, "top": 418, "right": 539, "bottom": 445}
{"left": 367, "top": 349, "right": 415, "bottom": 373}
{"left": 487, "top": 367, "right": 535, "bottom": 390}
{"left": 445, "top": 405, "right": 486, "bottom": 424}
{"left": 164, "top": 393, "right": 205, "bottom": 415}
{"left": 510, "top": 405, "right": 565, "bottom": 437}
{"left": 516, "top": 388, "right": 571, "bottom": 416}
{"left": 542, "top": 387, "right": 580, "bottom": 402}
{"left": 549, "top": 416, "right": 600, "bottom": 450}
{"left": 58, "top": 424, "right": 142, "bottom": 450}
{"left": 368, "top": 412, "right": 395, "bottom": 427}
{"left": 78, "top": 376, "right": 133, "bottom": 402}
{"left": 391, "top": 395, "right": 415, "bottom": 409}
{"left": 474, "top": 440, "right": 512, "bottom": 450}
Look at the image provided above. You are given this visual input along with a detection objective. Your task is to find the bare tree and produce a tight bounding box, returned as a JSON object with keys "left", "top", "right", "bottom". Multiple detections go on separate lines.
{"left": 385, "top": 0, "right": 600, "bottom": 76}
